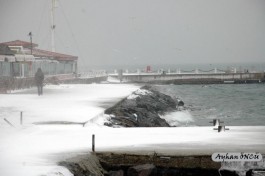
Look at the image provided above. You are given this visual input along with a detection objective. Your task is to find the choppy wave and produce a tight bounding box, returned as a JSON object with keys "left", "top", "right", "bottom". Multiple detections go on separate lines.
{"left": 160, "top": 111, "right": 195, "bottom": 127}
{"left": 156, "top": 84, "right": 265, "bottom": 126}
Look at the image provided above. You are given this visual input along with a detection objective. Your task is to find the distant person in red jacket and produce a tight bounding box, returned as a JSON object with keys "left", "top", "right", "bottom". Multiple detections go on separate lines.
{"left": 35, "top": 68, "right": 44, "bottom": 96}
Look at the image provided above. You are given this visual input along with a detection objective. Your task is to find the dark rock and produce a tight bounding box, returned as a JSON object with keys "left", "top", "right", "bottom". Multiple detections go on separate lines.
{"left": 176, "top": 99, "right": 184, "bottom": 106}
{"left": 59, "top": 161, "right": 96, "bottom": 176}
{"left": 247, "top": 169, "right": 265, "bottom": 176}
{"left": 109, "top": 170, "right": 124, "bottom": 176}
{"left": 105, "top": 85, "right": 180, "bottom": 127}
{"left": 219, "top": 169, "right": 240, "bottom": 176}
{"left": 246, "top": 169, "right": 252, "bottom": 176}
{"left": 127, "top": 164, "right": 157, "bottom": 176}
{"left": 156, "top": 168, "right": 220, "bottom": 176}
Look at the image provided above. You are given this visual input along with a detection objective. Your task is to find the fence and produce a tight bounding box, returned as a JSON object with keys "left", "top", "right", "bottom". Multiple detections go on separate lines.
{"left": 79, "top": 70, "right": 107, "bottom": 78}
{"left": 0, "top": 76, "right": 35, "bottom": 93}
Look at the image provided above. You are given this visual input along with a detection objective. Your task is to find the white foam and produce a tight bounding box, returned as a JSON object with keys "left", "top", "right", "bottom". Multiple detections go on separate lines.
{"left": 160, "top": 111, "right": 194, "bottom": 126}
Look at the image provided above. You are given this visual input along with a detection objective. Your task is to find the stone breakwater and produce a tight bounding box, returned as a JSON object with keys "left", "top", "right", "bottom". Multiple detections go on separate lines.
{"left": 104, "top": 85, "right": 183, "bottom": 127}
{"left": 60, "top": 153, "right": 256, "bottom": 176}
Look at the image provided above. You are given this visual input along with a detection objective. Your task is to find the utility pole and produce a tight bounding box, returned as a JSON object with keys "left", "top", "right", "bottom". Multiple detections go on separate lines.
{"left": 28, "top": 32, "right": 33, "bottom": 54}
{"left": 50, "top": 0, "right": 56, "bottom": 52}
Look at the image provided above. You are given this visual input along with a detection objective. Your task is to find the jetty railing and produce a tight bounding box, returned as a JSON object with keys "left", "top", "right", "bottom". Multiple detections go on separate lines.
{"left": 79, "top": 70, "right": 107, "bottom": 78}
{"left": 108, "top": 68, "right": 264, "bottom": 82}
{"left": 109, "top": 67, "right": 247, "bottom": 75}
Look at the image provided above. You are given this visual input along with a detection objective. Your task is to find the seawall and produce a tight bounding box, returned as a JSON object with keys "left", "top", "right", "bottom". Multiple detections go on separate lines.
{"left": 60, "top": 152, "right": 265, "bottom": 176}
{"left": 58, "top": 152, "right": 222, "bottom": 176}
{"left": 109, "top": 72, "right": 265, "bottom": 84}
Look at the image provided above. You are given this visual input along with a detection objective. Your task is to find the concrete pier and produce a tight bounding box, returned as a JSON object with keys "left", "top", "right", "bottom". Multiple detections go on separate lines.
{"left": 109, "top": 72, "right": 265, "bottom": 83}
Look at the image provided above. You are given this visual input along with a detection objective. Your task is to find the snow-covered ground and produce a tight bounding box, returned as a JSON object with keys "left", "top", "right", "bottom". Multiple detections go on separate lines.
{"left": 0, "top": 84, "right": 139, "bottom": 125}
{"left": 0, "top": 83, "right": 140, "bottom": 176}
{"left": 0, "top": 83, "right": 265, "bottom": 176}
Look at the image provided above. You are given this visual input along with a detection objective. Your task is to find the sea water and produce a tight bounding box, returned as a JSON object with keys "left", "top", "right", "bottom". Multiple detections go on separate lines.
{"left": 156, "top": 84, "right": 265, "bottom": 126}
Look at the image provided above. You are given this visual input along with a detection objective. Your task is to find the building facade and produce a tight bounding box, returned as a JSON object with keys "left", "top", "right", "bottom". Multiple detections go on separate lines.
{"left": 0, "top": 40, "right": 78, "bottom": 78}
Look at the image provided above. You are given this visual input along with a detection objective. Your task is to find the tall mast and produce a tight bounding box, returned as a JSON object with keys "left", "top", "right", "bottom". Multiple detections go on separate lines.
{"left": 50, "top": 0, "right": 56, "bottom": 52}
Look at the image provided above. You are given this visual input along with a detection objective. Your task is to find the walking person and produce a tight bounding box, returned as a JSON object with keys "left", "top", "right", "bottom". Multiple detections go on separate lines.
{"left": 35, "top": 68, "right": 44, "bottom": 96}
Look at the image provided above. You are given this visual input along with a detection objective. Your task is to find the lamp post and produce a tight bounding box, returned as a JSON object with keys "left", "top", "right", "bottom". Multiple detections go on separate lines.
{"left": 28, "top": 32, "right": 33, "bottom": 54}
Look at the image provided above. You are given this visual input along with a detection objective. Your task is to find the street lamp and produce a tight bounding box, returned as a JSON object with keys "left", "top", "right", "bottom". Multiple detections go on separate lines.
{"left": 28, "top": 32, "right": 32, "bottom": 54}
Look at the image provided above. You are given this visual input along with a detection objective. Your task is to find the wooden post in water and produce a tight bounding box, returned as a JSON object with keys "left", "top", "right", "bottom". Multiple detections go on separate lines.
{"left": 92, "top": 134, "right": 95, "bottom": 152}
{"left": 20, "top": 111, "right": 23, "bottom": 125}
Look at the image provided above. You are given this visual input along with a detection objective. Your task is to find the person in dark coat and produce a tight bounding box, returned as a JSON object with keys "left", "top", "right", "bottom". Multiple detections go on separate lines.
{"left": 35, "top": 68, "right": 44, "bottom": 95}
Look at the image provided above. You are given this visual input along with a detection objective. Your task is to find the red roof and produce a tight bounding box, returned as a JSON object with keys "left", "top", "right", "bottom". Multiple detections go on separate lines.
{"left": 27, "top": 48, "right": 78, "bottom": 61}
{"left": 0, "top": 40, "right": 38, "bottom": 48}
{"left": 0, "top": 40, "right": 77, "bottom": 61}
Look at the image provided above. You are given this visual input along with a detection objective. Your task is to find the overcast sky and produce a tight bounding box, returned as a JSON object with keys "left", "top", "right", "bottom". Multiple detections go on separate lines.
{"left": 0, "top": 0, "right": 265, "bottom": 68}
